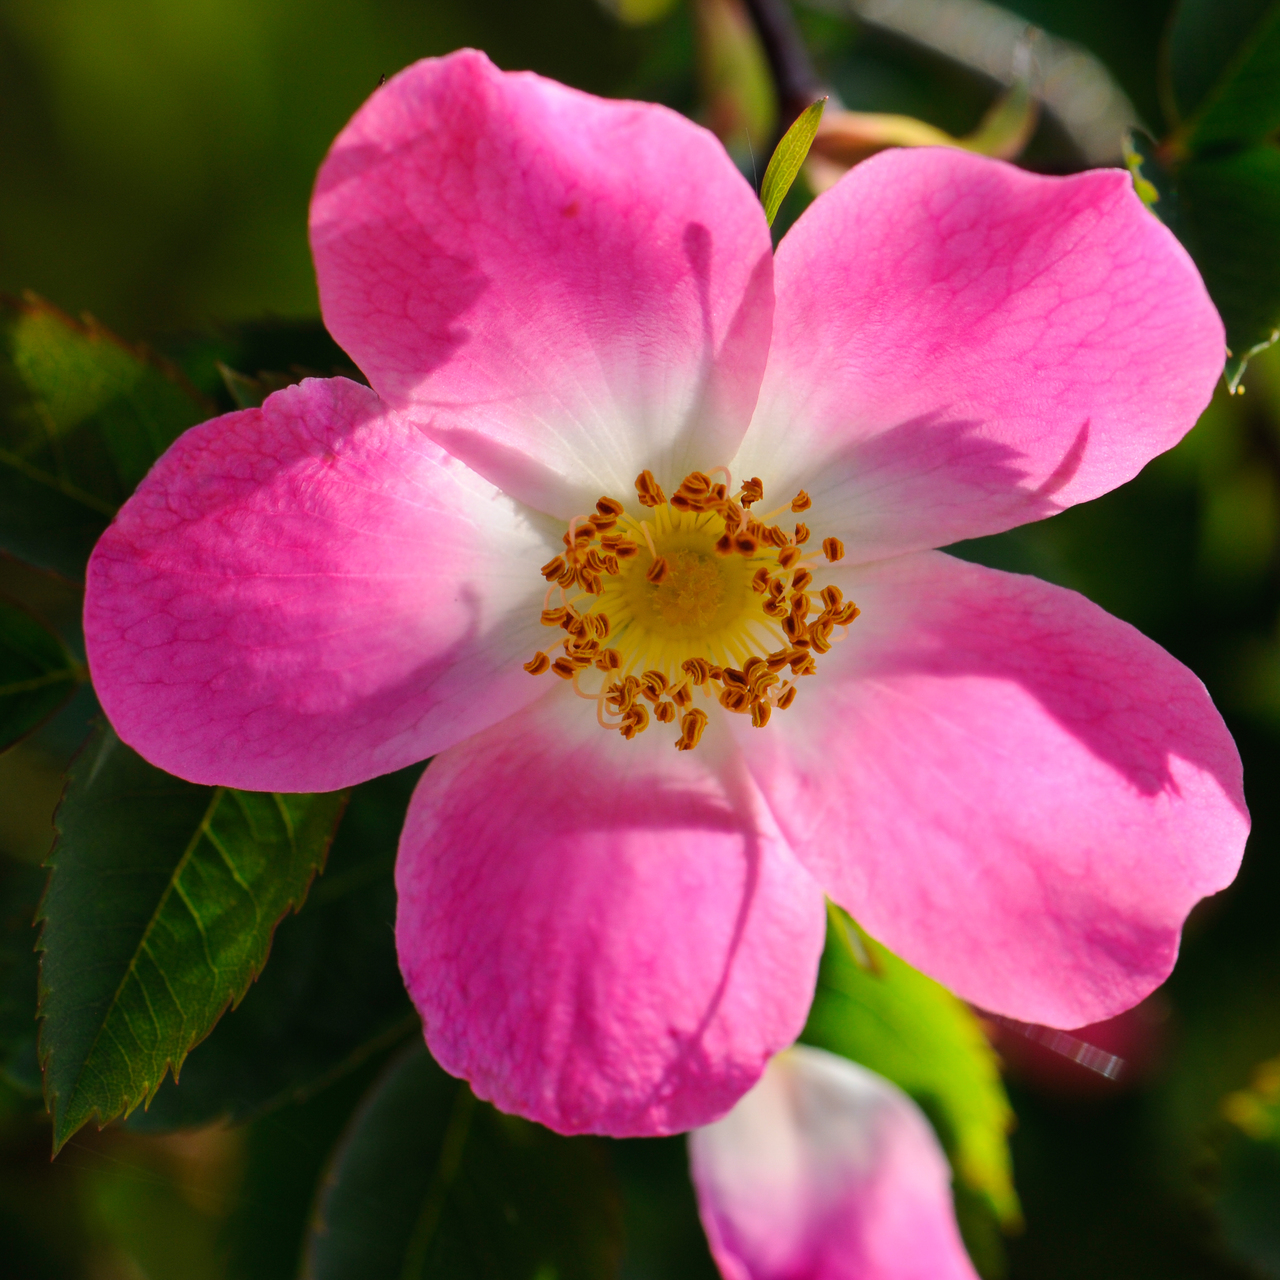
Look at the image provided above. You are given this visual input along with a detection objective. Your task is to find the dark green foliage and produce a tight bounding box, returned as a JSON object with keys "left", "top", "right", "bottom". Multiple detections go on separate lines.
{"left": 1178, "top": 146, "right": 1280, "bottom": 386}
{"left": 1166, "top": 0, "right": 1280, "bottom": 149}
{"left": 307, "top": 1042, "right": 623, "bottom": 1280}
{"left": 127, "top": 766, "right": 421, "bottom": 1130}
{"left": 0, "top": 598, "right": 81, "bottom": 754}
{"left": 0, "top": 859, "right": 42, "bottom": 1094}
{"left": 0, "top": 295, "right": 207, "bottom": 580}
{"left": 1132, "top": 1, "right": 1280, "bottom": 388}
{"left": 37, "top": 724, "right": 347, "bottom": 1152}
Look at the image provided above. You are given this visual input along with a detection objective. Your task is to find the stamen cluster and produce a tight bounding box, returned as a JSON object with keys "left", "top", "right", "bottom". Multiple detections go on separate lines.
{"left": 524, "top": 470, "right": 860, "bottom": 749}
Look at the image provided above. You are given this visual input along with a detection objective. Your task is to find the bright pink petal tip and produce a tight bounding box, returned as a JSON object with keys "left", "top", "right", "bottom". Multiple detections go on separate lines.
{"left": 85, "top": 377, "right": 555, "bottom": 791}
{"left": 736, "top": 552, "right": 1249, "bottom": 1029}
{"left": 311, "top": 48, "right": 774, "bottom": 517}
{"left": 394, "top": 695, "right": 827, "bottom": 1137}
{"left": 690, "top": 1046, "right": 979, "bottom": 1280}
{"left": 734, "top": 148, "right": 1226, "bottom": 560}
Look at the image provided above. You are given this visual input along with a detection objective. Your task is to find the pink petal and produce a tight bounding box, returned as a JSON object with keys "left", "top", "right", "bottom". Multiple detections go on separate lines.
{"left": 311, "top": 49, "right": 774, "bottom": 519}
{"left": 732, "top": 148, "right": 1224, "bottom": 560}
{"left": 85, "top": 377, "right": 555, "bottom": 791}
{"left": 394, "top": 693, "right": 826, "bottom": 1136}
{"left": 690, "top": 1046, "right": 979, "bottom": 1280}
{"left": 734, "top": 552, "right": 1247, "bottom": 1028}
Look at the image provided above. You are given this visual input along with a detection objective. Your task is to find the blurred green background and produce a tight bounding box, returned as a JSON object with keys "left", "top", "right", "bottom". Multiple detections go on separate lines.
{"left": 3, "top": 0, "right": 1280, "bottom": 1277}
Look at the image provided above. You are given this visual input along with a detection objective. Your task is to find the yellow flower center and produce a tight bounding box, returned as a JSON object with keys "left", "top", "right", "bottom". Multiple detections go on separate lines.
{"left": 524, "top": 469, "right": 860, "bottom": 749}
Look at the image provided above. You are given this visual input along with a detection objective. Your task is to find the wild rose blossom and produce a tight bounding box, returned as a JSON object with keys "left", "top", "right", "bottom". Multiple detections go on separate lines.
{"left": 84, "top": 50, "right": 1248, "bottom": 1137}
{"left": 691, "top": 1046, "right": 978, "bottom": 1280}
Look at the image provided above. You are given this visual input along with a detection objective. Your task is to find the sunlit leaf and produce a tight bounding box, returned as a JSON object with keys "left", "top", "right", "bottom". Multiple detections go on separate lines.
{"left": 760, "top": 97, "right": 826, "bottom": 226}
{"left": 0, "top": 598, "right": 82, "bottom": 755}
{"left": 37, "top": 723, "right": 347, "bottom": 1153}
{"left": 306, "top": 1042, "right": 622, "bottom": 1280}
{"left": 801, "top": 906, "right": 1019, "bottom": 1231}
{"left": 0, "top": 294, "right": 209, "bottom": 581}
{"left": 127, "top": 766, "right": 421, "bottom": 1131}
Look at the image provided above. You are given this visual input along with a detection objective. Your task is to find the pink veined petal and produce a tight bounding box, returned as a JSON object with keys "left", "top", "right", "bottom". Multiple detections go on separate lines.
{"left": 84, "top": 377, "right": 556, "bottom": 792}
{"left": 394, "top": 691, "right": 826, "bottom": 1137}
{"left": 690, "top": 1046, "right": 979, "bottom": 1280}
{"left": 311, "top": 49, "right": 774, "bottom": 519}
{"left": 731, "top": 148, "right": 1225, "bottom": 561}
{"left": 732, "top": 551, "right": 1248, "bottom": 1028}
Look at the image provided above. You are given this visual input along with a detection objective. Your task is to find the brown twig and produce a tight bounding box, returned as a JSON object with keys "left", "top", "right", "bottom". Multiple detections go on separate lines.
{"left": 738, "top": 0, "right": 828, "bottom": 137}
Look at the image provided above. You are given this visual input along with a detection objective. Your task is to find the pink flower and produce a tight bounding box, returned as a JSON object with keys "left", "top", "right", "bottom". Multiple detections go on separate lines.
{"left": 84, "top": 50, "right": 1248, "bottom": 1138}
{"left": 691, "top": 1046, "right": 978, "bottom": 1280}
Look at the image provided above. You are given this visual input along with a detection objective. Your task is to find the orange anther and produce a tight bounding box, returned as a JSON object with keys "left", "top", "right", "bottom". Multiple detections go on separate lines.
{"left": 541, "top": 555, "right": 568, "bottom": 581}
{"left": 791, "top": 569, "right": 813, "bottom": 592}
{"left": 794, "top": 522, "right": 811, "bottom": 545}
{"left": 734, "top": 534, "right": 759, "bottom": 556}
{"left": 751, "top": 567, "right": 771, "bottom": 593}
{"left": 635, "top": 470, "right": 666, "bottom": 507}
{"left": 541, "top": 607, "right": 569, "bottom": 627}
{"left": 718, "top": 686, "right": 751, "bottom": 712}
{"left": 819, "top": 584, "right": 843, "bottom": 611}
{"left": 789, "top": 593, "right": 811, "bottom": 621}
{"left": 776, "top": 684, "right": 798, "bottom": 709}
{"left": 740, "top": 477, "right": 763, "bottom": 507}
{"left": 791, "top": 490, "right": 812, "bottom": 512}
{"left": 596, "top": 496, "right": 625, "bottom": 517}
{"left": 777, "top": 546, "right": 801, "bottom": 570}
{"left": 676, "top": 708, "right": 709, "bottom": 751}
{"left": 619, "top": 702, "right": 650, "bottom": 740}
{"left": 654, "top": 700, "right": 677, "bottom": 723}
{"left": 595, "top": 648, "right": 623, "bottom": 671}
{"left": 588, "top": 513, "right": 617, "bottom": 533}
{"left": 750, "top": 700, "right": 772, "bottom": 728}
{"left": 682, "top": 657, "right": 715, "bottom": 684}
{"left": 646, "top": 556, "right": 669, "bottom": 584}
{"left": 715, "top": 533, "right": 734, "bottom": 556}
{"left": 640, "top": 670, "right": 669, "bottom": 702}
{"left": 551, "top": 657, "right": 579, "bottom": 680}
{"left": 524, "top": 652, "right": 551, "bottom": 675}
{"left": 822, "top": 537, "right": 845, "bottom": 562}
{"left": 669, "top": 680, "right": 693, "bottom": 708}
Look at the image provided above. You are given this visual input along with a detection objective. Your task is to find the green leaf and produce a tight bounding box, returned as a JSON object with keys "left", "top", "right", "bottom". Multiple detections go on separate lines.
{"left": 1166, "top": 0, "right": 1280, "bottom": 151}
{"left": 0, "top": 859, "right": 43, "bottom": 1094}
{"left": 1216, "top": 1055, "right": 1280, "bottom": 1272}
{"left": 306, "top": 1042, "right": 623, "bottom": 1280}
{"left": 760, "top": 97, "right": 826, "bottom": 227}
{"left": 0, "top": 598, "right": 83, "bottom": 754}
{"left": 801, "top": 906, "right": 1019, "bottom": 1229}
{"left": 1177, "top": 144, "right": 1280, "bottom": 390}
{"left": 36, "top": 723, "right": 347, "bottom": 1152}
{"left": 0, "top": 293, "right": 209, "bottom": 581}
{"left": 127, "top": 765, "right": 422, "bottom": 1130}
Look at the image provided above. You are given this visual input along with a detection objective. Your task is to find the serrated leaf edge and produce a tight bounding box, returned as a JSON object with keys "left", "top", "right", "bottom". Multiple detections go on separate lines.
{"left": 34, "top": 734, "right": 345, "bottom": 1153}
